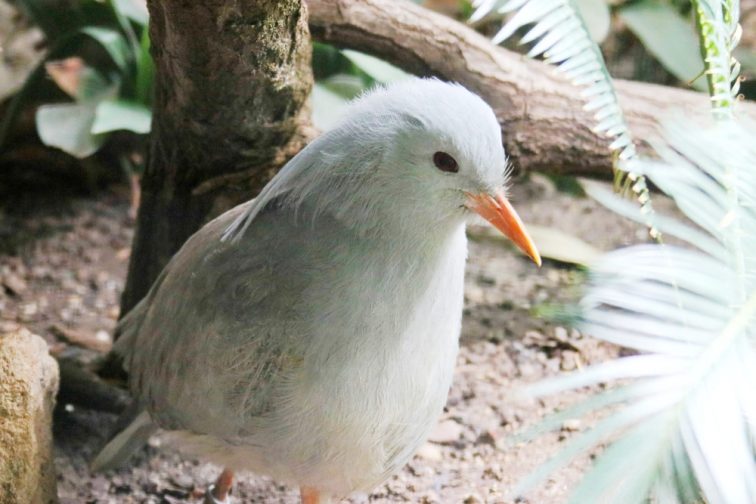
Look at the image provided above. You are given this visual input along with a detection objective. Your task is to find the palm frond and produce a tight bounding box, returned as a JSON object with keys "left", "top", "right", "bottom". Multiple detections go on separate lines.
{"left": 692, "top": 0, "right": 742, "bottom": 118}
{"left": 470, "top": 0, "right": 658, "bottom": 237}
{"left": 518, "top": 118, "right": 756, "bottom": 503}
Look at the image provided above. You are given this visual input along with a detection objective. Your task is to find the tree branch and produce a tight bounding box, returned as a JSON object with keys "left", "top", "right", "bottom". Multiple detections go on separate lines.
{"left": 307, "top": 0, "right": 756, "bottom": 176}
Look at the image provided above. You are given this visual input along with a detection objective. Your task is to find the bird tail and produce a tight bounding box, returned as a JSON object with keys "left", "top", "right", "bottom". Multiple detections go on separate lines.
{"left": 91, "top": 409, "right": 158, "bottom": 471}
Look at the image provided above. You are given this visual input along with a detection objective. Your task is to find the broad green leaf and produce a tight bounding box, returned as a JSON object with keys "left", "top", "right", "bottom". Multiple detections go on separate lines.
{"left": 113, "top": 0, "right": 149, "bottom": 26}
{"left": 341, "top": 50, "right": 410, "bottom": 84}
{"left": 1, "top": 31, "right": 110, "bottom": 150}
{"left": 36, "top": 101, "right": 105, "bottom": 157}
{"left": 318, "top": 74, "right": 368, "bottom": 99}
{"left": 312, "top": 42, "right": 356, "bottom": 80}
{"left": 80, "top": 26, "right": 132, "bottom": 73}
{"left": 311, "top": 83, "right": 351, "bottom": 131}
{"left": 619, "top": 0, "right": 707, "bottom": 90}
{"left": 77, "top": 67, "right": 113, "bottom": 101}
{"left": 574, "top": 0, "right": 610, "bottom": 43}
{"left": 134, "top": 28, "right": 154, "bottom": 104}
{"left": 108, "top": 0, "right": 141, "bottom": 57}
{"left": 91, "top": 99, "right": 151, "bottom": 134}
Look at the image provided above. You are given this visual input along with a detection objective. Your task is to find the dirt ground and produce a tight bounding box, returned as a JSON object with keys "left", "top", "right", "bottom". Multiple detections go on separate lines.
{"left": 0, "top": 174, "right": 651, "bottom": 503}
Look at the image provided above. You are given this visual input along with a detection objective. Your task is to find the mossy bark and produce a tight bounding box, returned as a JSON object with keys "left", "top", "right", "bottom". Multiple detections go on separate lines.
{"left": 120, "top": 0, "right": 314, "bottom": 315}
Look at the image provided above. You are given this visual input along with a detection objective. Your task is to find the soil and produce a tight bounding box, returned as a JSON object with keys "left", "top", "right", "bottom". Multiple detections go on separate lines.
{"left": 0, "top": 174, "right": 653, "bottom": 503}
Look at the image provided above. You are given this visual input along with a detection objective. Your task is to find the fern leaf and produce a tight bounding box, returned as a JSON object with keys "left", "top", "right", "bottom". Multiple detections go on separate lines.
{"left": 471, "top": 0, "right": 658, "bottom": 238}
{"left": 692, "top": 0, "right": 742, "bottom": 118}
{"left": 520, "top": 119, "right": 756, "bottom": 503}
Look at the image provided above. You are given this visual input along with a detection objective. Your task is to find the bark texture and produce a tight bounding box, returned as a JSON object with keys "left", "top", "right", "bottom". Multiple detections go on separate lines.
{"left": 307, "top": 0, "right": 756, "bottom": 176}
{"left": 0, "top": 328, "right": 59, "bottom": 504}
{"left": 121, "top": 0, "right": 314, "bottom": 313}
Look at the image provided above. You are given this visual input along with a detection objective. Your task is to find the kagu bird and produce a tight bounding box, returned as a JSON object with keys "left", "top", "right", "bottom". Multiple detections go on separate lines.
{"left": 93, "top": 78, "right": 541, "bottom": 503}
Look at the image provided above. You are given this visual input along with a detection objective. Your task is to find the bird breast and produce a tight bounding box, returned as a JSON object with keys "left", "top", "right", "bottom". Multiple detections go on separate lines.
{"left": 257, "top": 223, "right": 468, "bottom": 494}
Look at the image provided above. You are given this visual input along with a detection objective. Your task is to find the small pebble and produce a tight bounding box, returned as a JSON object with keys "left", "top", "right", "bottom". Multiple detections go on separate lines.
{"left": 415, "top": 442, "right": 443, "bottom": 461}
{"left": 429, "top": 419, "right": 463, "bottom": 444}
{"left": 561, "top": 418, "right": 582, "bottom": 432}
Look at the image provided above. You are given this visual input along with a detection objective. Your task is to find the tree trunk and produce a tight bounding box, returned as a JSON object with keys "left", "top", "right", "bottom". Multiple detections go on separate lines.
{"left": 120, "top": 0, "right": 314, "bottom": 315}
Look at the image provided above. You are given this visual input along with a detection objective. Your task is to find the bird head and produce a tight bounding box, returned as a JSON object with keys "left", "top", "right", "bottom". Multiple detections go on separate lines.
{"left": 224, "top": 78, "right": 540, "bottom": 266}
{"left": 326, "top": 78, "right": 541, "bottom": 265}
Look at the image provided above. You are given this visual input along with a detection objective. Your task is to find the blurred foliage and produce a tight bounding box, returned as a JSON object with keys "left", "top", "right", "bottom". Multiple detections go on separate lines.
{"left": 311, "top": 43, "right": 410, "bottom": 130}
{"left": 618, "top": 0, "right": 708, "bottom": 90}
{"left": 0, "top": 0, "right": 151, "bottom": 168}
{"left": 471, "top": 0, "right": 755, "bottom": 96}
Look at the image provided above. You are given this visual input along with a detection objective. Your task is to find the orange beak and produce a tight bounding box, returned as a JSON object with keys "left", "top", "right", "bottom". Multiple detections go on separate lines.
{"left": 466, "top": 189, "right": 541, "bottom": 266}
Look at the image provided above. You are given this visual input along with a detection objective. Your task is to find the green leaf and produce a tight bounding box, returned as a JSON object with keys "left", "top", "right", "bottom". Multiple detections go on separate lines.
{"left": 311, "top": 83, "right": 351, "bottom": 131}
{"left": 35, "top": 101, "right": 105, "bottom": 158}
{"left": 619, "top": 0, "right": 707, "bottom": 90}
{"left": 574, "top": 0, "right": 610, "bottom": 43}
{"left": 76, "top": 67, "right": 114, "bottom": 101}
{"left": 341, "top": 50, "right": 410, "bottom": 84}
{"left": 113, "top": 0, "right": 149, "bottom": 26}
{"left": 0, "top": 31, "right": 109, "bottom": 151}
{"left": 108, "top": 0, "right": 142, "bottom": 58}
{"left": 91, "top": 99, "right": 151, "bottom": 134}
{"left": 134, "top": 28, "right": 154, "bottom": 104}
{"left": 318, "top": 74, "right": 368, "bottom": 99}
{"left": 312, "top": 42, "right": 355, "bottom": 80}
{"left": 80, "top": 26, "right": 132, "bottom": 73}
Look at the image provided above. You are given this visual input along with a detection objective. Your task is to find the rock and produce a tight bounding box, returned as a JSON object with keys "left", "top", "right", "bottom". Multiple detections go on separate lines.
{"left": 561, "top": 418, "right": 582, "bottom": 432}
{"left": 0, "top": 320, "right": 20, "bottom": 333}
{"left": 560, "top": 350, "right": 579, "bottom": 371}
{"left": 464, "top": 284, "right": 486, "bottom": 305}
{"left": 553, "top": 326, "right": 569, "bottom": 342}
{"left": 463, "top": 493, "right": 484, "bottom": 504}
{"left": 0, "top": 328, "right": 59, "bottom": 503}
{"left": 2, "top": 273, "right": 28, "bottom": 296}
{"left": 474, "top": 429, "right": 498, "bottom": 447}
{"left": 169, "top": 473, "right": 195, "bottom": 490}
{"left": 428, "top": 419, "right": 463, "bottom": 444}
{"left": 415, "top": 442, "right": 442, "bottom": 461}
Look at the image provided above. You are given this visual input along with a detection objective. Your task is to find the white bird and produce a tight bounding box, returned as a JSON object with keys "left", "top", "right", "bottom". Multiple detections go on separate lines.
{"left": 92, "top": 78, "right": 540, "bottom": 504}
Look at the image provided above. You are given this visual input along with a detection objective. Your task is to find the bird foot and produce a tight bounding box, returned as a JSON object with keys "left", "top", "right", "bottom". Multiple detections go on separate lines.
{"left": 203, "top": 484, "right": 230, "bottom": 504}
{"left": 204, "top": 468, "right": 234, "bottom": 503}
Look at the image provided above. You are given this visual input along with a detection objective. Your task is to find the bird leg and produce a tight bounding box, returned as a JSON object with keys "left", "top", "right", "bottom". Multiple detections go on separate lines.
{"left": 301, "top": 486, "right": 328, "bottom": 504}
{"left": 204, "top": 468, "right": 234, "bottom": 504}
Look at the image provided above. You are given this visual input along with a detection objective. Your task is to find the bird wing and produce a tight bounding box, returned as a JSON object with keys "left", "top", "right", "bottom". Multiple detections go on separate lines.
{"left": 221, "top": 132, "right": 331, "bottom": 243}
{"left": 117, "top": 198, "right": 328, "bottom": 440}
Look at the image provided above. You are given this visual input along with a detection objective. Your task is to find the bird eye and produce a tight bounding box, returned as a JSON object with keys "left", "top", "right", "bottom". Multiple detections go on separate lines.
{"left": 433, "top": 151, "right": 459, "bottom": 173}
